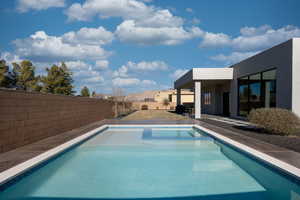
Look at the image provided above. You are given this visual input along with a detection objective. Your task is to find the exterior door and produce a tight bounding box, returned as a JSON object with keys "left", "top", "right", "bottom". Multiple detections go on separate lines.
{"left": 223, "top": 92, "right": 230, "bottom": 116}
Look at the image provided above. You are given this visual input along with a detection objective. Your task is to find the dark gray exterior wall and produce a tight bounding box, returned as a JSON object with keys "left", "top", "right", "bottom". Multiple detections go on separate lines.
{"left": 230, "top": 39, "right": 294, "bottom": 118}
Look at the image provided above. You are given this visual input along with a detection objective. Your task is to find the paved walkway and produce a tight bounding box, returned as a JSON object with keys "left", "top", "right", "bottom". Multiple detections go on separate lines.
{"left": 0, "top": 118, "right": 300, "bottom": 174}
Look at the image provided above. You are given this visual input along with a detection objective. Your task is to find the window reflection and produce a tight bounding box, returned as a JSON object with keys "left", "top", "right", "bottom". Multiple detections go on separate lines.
{"left": 262, "top": 70, "right": 276, "bottom": 108}
{"left": 238, "top": 69, "right": 276, "bottom": 116}
{"left": 239, "top": 84, "right": 249, "bottom": 116}
{"left": 204, "top": 92, "right": 211, "bottom": 105}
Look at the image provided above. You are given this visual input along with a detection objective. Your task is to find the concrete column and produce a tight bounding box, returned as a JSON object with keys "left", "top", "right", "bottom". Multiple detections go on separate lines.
{"left": 195, "top": 81, "right": 201, "bottom": 119}
{"left": 176, "top": 88, "right": 181, "bottom": 105}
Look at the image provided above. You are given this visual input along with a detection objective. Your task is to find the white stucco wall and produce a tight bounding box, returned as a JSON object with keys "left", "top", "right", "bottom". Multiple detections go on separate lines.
{"left": 193, "top": 68, "right": 233, "bottom": 80}
{"left": 292, "top": 38, "right": 300, "bottom": 117}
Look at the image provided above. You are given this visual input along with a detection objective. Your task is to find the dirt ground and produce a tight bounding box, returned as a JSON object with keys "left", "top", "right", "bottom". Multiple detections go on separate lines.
{"left": 121, "top": 110, "right": 190, "bottom": 121}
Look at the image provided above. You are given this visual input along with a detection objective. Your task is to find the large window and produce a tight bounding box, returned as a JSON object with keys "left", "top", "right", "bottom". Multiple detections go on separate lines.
{"left": 238, "top": 69, "right": 276, "bottom": 116}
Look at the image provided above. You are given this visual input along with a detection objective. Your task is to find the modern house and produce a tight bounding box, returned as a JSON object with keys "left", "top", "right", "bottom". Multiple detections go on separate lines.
{"left": 174, "top": 38, "right": 300, "bottom": 119}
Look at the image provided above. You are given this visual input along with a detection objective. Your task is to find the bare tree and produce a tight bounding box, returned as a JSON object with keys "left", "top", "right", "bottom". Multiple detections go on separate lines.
{"left": 112, "top": 87, "right": 126, "bottom": 117}
{"left": 163, "top": 98, "right": 170, "bottom": 110}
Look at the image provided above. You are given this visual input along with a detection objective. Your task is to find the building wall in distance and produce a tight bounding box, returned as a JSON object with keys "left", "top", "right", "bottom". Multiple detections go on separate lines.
{"left": 154, "top": 89, "right": 194, "bottom": 104}
{"left": 132, "top": 102, "right": 177, "bottom": 110}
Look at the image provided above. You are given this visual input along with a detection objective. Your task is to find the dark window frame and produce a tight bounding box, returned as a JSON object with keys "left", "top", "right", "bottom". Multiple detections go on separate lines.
{"left": 237, "top": 68, "right": 277, "bottom": 116}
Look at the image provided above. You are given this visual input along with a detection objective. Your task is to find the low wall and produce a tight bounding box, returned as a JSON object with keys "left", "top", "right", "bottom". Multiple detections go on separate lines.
{"left": 132, "top": 101, "right": 176, "bottom": 110}
{"left": 0, "top": 89, "right": 116, "bottom": 153}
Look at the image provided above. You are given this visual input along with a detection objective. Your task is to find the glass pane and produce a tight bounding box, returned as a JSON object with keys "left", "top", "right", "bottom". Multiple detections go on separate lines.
{"left": 249, "top": 73, "right": 261, "bottom": 80}
{"left": 249, "top": 82, "right": 261, "bottom": 111}
{"left": 204, "top": 93, "right": 211, "bottom": 105}
{"left": 239, "top": 76, "right": 248, "bottom": 85}
{"left": 263, "top": 69, "right": 276, "bottom": 80}
{"left": 269, "top": 81, "right": 276, "bottom": 107}
{"left": 239, "top": 84, "right": 249, "bottom": 116}
{"left": 263, "top": 69, "right": 276, "bottom": 107}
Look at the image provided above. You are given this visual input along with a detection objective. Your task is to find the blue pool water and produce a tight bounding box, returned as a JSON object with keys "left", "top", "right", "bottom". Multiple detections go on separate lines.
{"left": 0, "top": 126, "right": 300, "bottom": 200}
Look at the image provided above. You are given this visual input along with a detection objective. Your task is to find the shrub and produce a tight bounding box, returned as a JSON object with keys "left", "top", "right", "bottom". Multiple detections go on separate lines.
{"left": 175, "top": 105, "right": 186, "bottom": 114}
{"left": 248, "top": 108, "right": 300, "bottom": 135}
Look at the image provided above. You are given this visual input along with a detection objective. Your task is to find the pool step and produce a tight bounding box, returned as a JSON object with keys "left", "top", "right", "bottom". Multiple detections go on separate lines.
{"left": 143, "top": 128, "right": 213, "bottom": 141}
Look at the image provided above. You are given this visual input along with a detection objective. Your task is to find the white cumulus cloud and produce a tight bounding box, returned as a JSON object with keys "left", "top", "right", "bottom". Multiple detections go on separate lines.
{"left": 210, "top": 51, "right": 258, "bottom": 64}
{"left": 65, "top": 60, "right": 91, "bottom": 70}
{"left": 73, "top": 67, "right": 104, "bottom": 83}
{"left": 115, "top": 20, "right": 203, "bottom": 45}
{"left": 84, "top": 76, "right": 104, "bottom": 83}
{"left": 112, "top": 77, "right": 140, "bottom": 86}
{"left": 0, "top": 52, "right": 22, "bottom": 66}
{"left": 141, "top": 79, "right": 157, "bottom": 85}
{"left": 200, "top": 32, "right": 231, "bottom": 48}
{"left": 200, "top": 25, "right": 300, "bottom": 52}
{"left": 65, "top": 0, "right": 183, "bottom": 28}
{"left": 126, "top": 60, "right": 168, "bottom": 71}
{"left": 95, "top": 60, "right": 109, "bottom": 69}
{"left": 65, "top": 0, "right": 203, "bottom": 46}
{"left": 62, "top": 26, "right": 114, "bottom": 46}
{"left": 112, "top": 60, "right": 169, "bottom": 78}
{"left": 112, "top": 77, "right": 156, "bottom": 87}
{"left": 170, "top": 69, "right": 189, "bottom": 79}
{"left": 113, "top": 65, "right": 129, "bottom": 77}
{"left": 13, "top": 31, "right": 111, "bottom": 62}
{"left": 17, "top": 0, "right": 65, "bottom": 12}
{"left": 64, "top": 60, "right": 105, "bottom": 84}
{"left": 185, "top": 8, "right": 193, "bottom": 13}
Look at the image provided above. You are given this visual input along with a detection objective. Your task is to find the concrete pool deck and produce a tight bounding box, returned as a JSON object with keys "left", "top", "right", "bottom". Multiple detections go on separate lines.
{"left": 0, "top": 119, "right": 300, "bottom": 175}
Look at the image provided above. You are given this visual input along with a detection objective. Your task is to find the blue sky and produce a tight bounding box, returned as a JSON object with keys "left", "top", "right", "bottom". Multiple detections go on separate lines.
{"left": 1, "top": 0, "right": 300, "bottom": 94}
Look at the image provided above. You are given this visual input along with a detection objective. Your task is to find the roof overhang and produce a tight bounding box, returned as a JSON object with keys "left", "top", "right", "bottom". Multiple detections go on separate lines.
{"left": 174, "top": 68, "right": 233, "bottom": 89}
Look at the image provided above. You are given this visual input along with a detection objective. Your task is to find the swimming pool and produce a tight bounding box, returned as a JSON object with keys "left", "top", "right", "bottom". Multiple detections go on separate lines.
{"left": 0, "top": 125, "right": 300, "bottom": 200}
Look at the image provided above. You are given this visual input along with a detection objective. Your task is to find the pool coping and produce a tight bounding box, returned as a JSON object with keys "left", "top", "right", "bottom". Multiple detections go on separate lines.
{"left": 1, "top": 123, "right": 300, "bottom": 187}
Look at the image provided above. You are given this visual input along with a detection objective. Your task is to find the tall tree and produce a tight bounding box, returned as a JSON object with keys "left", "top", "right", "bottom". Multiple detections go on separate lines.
{"left": 0, "top": 60, "right": 11, "bottom": 88}
{"left": 12, "top": 60, "right": 40, "bottom": 91}
{"left": 81, "top": 86, "right": 90, "bottom": 97}
{"left": 41, "top": 62, "right": 75, "bottom": 95}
